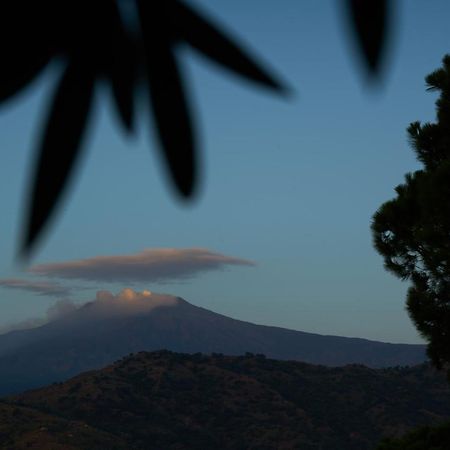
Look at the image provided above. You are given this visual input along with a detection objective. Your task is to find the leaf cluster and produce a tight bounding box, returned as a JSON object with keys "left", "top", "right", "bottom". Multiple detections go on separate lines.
{"left": 1, "top": 0, "right": 285, "bottom": 258}
{"left": 0, "top": 1, "right": 392, "bottom": 258}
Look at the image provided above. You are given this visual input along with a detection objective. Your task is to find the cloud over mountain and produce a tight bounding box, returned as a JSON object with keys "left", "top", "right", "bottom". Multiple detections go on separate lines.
{"left": 0, "top": 289, "right": 175, "bottom": 335}
{"left": 0, "top": 299, "right": 77, "bottom": 335}
{"left": 89, "top": 288, "right": 179, "bottom": 316}
{"left": 29, "top": 248, "right": 255, "bottom": 283}
{"left": 0, "top": 278, "right": 71, "bottom": 297}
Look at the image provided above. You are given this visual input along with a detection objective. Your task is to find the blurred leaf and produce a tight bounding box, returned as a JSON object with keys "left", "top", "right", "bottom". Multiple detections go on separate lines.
{"left": 0, "top": 3, "right": 55, "bottom": 102}
{"left": 0, "top": 49, "right": 52, "bottom": 103}
{"left": 22, "top": 61, "right": 95, "bottom": 257}
{"left": 171, "top": 0, "right": 287, "bottom": 93}
{"left": 109, "top": 40, "right": 136, "bottom": 133}
{"left": 138, "top": 1, "right": 196, "bottom": 197}
{"left": 346, "top": 0, "right": 389, "bottom": 75}
{"left": 6, "top": 0, "right": 290, "bottom": 257}
{"left": 105, "top": 1, "right": 137, "bottom": 133}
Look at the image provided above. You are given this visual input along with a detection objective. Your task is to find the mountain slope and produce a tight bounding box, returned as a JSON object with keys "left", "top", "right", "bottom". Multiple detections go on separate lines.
{"left": 0, "top": 401, "right": 128, "bottom": 449}
{"left": 4, "top": 351, "right": 450, "bottom": 450}
{"left": 0, "top": 293, "right": 427, "bottom": 395}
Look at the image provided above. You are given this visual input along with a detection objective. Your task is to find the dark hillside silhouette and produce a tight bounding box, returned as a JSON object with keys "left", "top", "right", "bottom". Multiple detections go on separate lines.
{"left": 0, "top": 1, "right": 392, "bottom": 258}
{"left": 377, "top": 421, "right": 450, "bottom": 450}
{"left": 3, "top": 351, "right": 449, "bottom": 450}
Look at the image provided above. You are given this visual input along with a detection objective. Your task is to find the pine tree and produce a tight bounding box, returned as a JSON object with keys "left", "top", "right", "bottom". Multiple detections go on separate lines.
{"left": 372, "top": 55, "right": 450, "bottom": 372}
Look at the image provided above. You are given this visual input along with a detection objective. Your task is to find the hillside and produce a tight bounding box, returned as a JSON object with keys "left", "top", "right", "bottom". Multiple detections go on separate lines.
{"left": 377, "top": 420, "right": 450, "bottom": 449}
{"left": 3, "top": 350, "right": 450, "bottom": 450}
{"left": 0, "top": 293, "right": 426, "bottom": 395}
{"left": 0, "top": 402, "right": 127, "bottom": 449}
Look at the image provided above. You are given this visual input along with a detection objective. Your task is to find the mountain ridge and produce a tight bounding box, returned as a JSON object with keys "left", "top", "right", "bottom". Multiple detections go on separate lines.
{"left": 0, "top": 294, "right": 427, "bottom": 395}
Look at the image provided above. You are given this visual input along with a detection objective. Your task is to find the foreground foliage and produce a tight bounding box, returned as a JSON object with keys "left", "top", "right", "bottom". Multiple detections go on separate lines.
{"left": 372, "top": 55, "right": 450, "bottom": 373}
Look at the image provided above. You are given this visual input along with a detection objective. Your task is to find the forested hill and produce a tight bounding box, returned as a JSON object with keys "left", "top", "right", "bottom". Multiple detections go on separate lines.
{"left": 3, "top": 351, "right": 450, "bottom": 450}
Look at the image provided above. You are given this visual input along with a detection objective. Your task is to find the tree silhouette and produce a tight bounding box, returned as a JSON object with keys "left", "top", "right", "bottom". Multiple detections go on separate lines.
{"left": 372, "top": 55, "right": 450, "bottom": 374}
{"left": 0, "top": 0, "right": 391, "bottom": 259}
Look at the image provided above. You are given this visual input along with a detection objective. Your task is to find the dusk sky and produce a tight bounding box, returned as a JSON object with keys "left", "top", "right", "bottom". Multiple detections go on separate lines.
{"left": 1, "top": 0, "right": 449, "bottom": 344}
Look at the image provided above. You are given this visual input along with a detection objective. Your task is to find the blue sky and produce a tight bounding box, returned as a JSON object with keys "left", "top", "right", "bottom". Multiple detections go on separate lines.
{"left": 0, "top": 0, "right": 449, "bottom": 343}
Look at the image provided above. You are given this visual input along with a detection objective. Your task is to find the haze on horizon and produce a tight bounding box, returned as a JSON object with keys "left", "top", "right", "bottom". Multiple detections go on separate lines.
{"left": 1, "top": 0, "right": 450, "bottom": 345}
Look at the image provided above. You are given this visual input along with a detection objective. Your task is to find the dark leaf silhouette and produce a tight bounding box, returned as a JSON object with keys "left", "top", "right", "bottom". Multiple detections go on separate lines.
{"left": 0, "top": 3, "right": 54, "bottom": 102}
{"left": 2, "top": 0, "right": 396, "bottom": 259}
{"left": 0, "top": 0, "right": 287, "bottom": 259}
{"left": 104, "top": 2, "right": 137, "bottom": 133}
{"left": 109, "top": 46, "right": 136, "bottom": 133}
{"left": 0, "top": 50, "right": 51, "bottom": 103}
{"left": 170, "top": 0, "right": 286, "bottom": 93}
{"left": 138, "top": 1, "right": 197, "bottom": 197}
{"left": 346, "top": 0, "right": 390, "bottom": 76}
{"left": 22, "top": 61, "right": 95, "bottom": 257}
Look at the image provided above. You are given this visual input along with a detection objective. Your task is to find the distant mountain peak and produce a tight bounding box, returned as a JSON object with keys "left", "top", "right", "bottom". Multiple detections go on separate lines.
{"left": 0, "top": 293, "right": 427, "bottom": 396}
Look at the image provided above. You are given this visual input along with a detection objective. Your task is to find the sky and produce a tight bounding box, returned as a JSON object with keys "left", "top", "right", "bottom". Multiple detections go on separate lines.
{"left": 0, "top": 0, "right": 449, "bottom": 344}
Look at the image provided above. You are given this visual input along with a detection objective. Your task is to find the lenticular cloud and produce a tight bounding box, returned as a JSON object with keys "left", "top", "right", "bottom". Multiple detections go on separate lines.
{"left": 29, "top": 248, "right": 255, "bottom": 283}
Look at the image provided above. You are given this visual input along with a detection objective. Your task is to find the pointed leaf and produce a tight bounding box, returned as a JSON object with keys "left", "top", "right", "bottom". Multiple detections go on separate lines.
{"left": 110, "top": 46, "right": 136, "bottom": 133}
{"left": 0, "top": 3, "right": 55, "bottom": 102}
{"left": 22, "top": 61, "right": 95, "bottom": 257}
{"left": 105, "top": 2, "right": 137, "bottom": 133}
{"left": 137, "top": 1, "right": 196, "bottom": 197}
{"left": 346, "top": 0, "right": 389, "bottom": 75}
{"left": 147, "top": 50, "right": 196, "bottom": 197}
{"left": 0, "top": 50, "right": 52, "bottom": 103}
{"left": 171, "top": 0, "right": 287, "bottom": 94}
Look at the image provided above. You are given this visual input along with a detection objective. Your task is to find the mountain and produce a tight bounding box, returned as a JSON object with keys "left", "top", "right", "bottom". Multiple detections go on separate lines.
{"left": 0, "top": 291, "right": 427, "bottom": 395}
{"left": 3, "top": 351, "right": 450, "bottom": 450}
